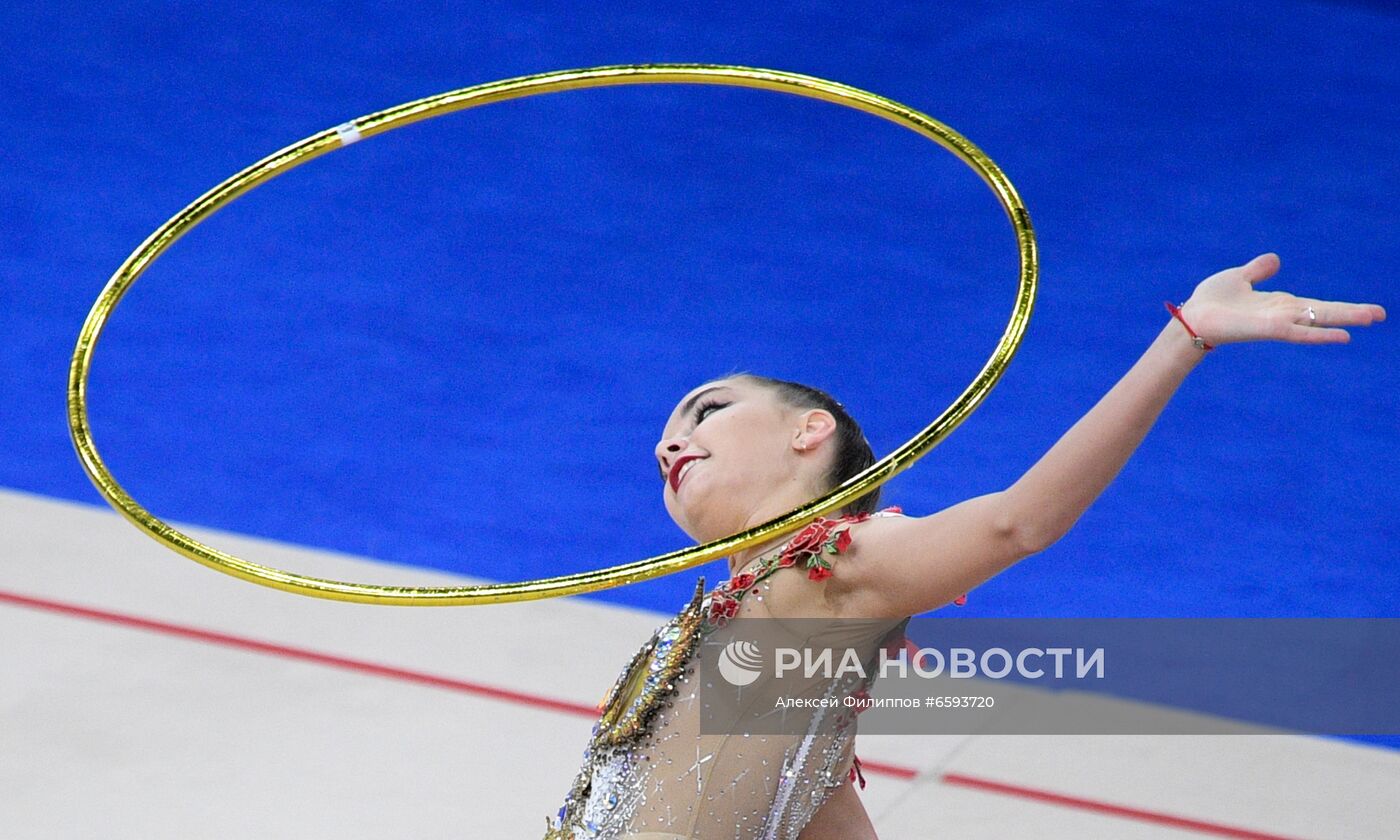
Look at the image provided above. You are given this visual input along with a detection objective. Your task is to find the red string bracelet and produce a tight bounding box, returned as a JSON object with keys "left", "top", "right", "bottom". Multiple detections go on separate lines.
{"left": 1164, "top": 301, "right": 1213, "bottom": 350}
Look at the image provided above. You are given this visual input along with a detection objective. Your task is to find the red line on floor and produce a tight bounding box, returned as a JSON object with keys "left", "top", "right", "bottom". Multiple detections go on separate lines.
{"left": 942, "top": 773, "right": 1310, "bottom": 840}
{"left": 0, "top": 588, "right": 597, "bottom": 718}
{"left": 0, "top": 588, "right": 1317, "bottom": 838}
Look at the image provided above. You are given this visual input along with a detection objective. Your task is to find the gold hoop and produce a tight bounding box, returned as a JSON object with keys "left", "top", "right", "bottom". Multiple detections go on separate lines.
{"left": 67, "top": 63, "right": 1037, "bottom": 606}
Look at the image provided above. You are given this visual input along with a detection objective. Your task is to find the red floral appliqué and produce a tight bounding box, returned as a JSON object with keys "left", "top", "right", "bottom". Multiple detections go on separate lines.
{"left": 701, "top": 506, "right": 912, "bottom": 629}
{"left": 779, "top": 513, "right": 871, "bottom": 582}
{"left": 707, "top": 592, "right": 740, "bottom": 625}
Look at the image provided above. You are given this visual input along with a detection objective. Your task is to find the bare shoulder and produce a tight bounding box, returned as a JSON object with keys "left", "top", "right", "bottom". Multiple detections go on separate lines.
{"left": 824, "top": 515, "right": 923, "bottom": 619}
{"left": 827, "top": 493, "right": 1028, "bottom": 619}
{"left": 756, "top": 515, "right": 908, "bottom": 620}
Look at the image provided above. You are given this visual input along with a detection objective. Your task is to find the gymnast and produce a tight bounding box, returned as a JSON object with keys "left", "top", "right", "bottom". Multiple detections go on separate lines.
{"left": 549, "top": 252, "right": 1384, "bottom": 838}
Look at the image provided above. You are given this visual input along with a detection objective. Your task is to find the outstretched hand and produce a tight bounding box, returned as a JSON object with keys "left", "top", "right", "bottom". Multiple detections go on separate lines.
{"left": 1179, "top": 253, "right": 1386, "bottom": 347}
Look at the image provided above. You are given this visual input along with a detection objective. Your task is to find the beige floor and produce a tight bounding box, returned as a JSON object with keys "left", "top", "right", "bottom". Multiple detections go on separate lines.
{"left": 2, "top": 487, "right": 1396, "bottom": 839}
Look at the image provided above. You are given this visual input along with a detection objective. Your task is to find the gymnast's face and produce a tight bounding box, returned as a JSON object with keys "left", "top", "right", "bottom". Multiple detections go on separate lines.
{"left": 655, "top": 377, "right": 837, "bottom": 543}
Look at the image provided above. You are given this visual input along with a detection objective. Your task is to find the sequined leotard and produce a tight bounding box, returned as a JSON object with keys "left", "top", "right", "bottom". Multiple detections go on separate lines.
{"left": 546, "top": 506, "right": 941, "bottom": 839}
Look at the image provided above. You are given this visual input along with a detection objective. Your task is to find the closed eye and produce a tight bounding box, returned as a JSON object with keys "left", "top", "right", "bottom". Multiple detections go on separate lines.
{"left": 656, "top": 400, "right": 730, "bottom": 481}
{"left": 692, "top": 399, "right": 728, "bottom": 423}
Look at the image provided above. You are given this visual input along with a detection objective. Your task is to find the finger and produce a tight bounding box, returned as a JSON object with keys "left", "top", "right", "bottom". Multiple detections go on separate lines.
{"left": 1281, "top": 323, "right": 1351, "bottom": 344}
{"left": 1242, "top": 252, "right": 1281, "bottom": 285}
{"left": 1290, "top": 299, "right": 1387, "bottom": 327}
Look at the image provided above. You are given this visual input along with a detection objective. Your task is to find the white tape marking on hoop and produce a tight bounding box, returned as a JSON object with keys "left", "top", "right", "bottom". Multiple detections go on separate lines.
{"left": 334, "top": 121, "right": 363, "bottom": 146}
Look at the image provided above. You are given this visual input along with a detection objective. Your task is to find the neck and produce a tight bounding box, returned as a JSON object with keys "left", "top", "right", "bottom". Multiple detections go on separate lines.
{"left": 724, "top": 490, "right": 838, "bottom": 577}
{"left": 726, "top": 532, "right": 795, "bottom": 577}
{"left": 722, "top": 484, "right": 828, "bottom": 576}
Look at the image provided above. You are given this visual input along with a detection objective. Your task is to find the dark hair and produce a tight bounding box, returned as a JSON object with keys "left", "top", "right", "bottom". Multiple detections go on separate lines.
{"left": 722, "top": 372, "right": 881, "bottom": 516}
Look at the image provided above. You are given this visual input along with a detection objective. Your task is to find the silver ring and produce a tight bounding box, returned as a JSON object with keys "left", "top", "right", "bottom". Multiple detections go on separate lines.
{"left": 1306, "top": 306, "right": 1317, "bottom": 325}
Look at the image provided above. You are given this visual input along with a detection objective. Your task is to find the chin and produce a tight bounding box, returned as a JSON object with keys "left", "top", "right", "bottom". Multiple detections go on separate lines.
{"left": 668, "top": 501, "right": 710, "bottom": 543}
{"left": 672, "top": 478, "right": 754, "bottom": 540}
{"left": 685, "top": 506, "right": 746, "bottom": 545}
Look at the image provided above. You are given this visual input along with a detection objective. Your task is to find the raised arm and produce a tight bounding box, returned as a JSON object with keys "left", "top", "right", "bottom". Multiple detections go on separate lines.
{"left": 837, "top": 254, "right": 1386, "bottom": 619}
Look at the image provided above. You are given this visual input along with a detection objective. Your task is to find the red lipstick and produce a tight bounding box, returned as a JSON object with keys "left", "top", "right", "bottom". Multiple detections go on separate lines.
{"left": 668, "top": 454, "right": 704, "bottom": 493}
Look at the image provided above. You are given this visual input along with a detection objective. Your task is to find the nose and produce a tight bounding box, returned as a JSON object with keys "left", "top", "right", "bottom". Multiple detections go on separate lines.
{"left": 654, "top": 436, "right": 687, "bottom": 473}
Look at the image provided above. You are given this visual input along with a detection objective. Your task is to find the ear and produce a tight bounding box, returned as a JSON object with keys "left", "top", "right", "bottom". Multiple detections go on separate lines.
{"left": 793, "top": 408, "right": 838, "bottom": 452}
